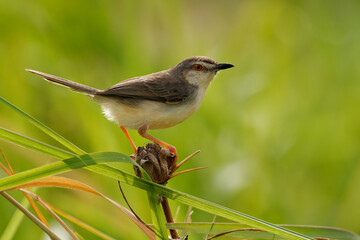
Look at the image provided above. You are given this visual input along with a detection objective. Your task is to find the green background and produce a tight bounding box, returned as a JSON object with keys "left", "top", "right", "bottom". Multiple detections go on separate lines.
{"left": 0, "top": 1, "right": 359, "bottom": 239}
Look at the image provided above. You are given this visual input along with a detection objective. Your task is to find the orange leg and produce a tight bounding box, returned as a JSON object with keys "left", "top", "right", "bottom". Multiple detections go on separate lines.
{"left": 120, "top": 126, "right": 137, "bottom": 153}
{"left": 138, "top": 128, "right": 177, "bottom": 160}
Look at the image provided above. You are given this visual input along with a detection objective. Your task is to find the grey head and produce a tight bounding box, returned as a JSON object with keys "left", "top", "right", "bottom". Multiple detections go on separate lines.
{"left": 170, "top": 56, "right": 234, "bottom": 88}
{"left": 98, "top": 56, "right": 234, "bottom": 104}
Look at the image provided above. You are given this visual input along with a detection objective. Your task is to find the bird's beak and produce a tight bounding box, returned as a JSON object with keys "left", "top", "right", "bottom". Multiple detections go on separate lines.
{"left": 213, "top": 63, "right": 234, "bottom": 71}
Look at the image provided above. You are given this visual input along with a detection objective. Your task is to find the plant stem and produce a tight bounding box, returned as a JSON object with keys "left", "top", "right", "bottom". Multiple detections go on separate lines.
{"left": 161, "top": 197, "right": 179, "bottom": 239}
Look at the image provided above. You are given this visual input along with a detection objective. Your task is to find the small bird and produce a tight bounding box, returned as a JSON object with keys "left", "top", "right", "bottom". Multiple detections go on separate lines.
{"left": 26, "top": 56, "right": 233, "bottom": 159}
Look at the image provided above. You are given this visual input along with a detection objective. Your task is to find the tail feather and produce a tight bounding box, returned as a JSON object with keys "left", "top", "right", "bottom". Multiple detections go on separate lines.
{"left": 26, "top": 69, "right": 100, "bottom": 95}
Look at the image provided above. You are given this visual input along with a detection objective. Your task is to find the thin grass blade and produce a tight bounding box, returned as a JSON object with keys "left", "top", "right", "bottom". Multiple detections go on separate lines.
{"left": 47, "top": 203, "right": 117, "bottom": 240}
{"left": 0, "top": 127, "right": 75, "bottom": 159}
{"left": 0, "top": 97, "right": 85, "bottom": 155}
{"left": 0, "top": 192, "right": 61, "bottom": 240}
{"left": 0, "top": 194, "right": 30, "bottom": 240}
{"left": 0, "top": 152, "right": 130, "bottom": 191}
{"left": 166, "top": 222, "right": 360, "bottom": 240}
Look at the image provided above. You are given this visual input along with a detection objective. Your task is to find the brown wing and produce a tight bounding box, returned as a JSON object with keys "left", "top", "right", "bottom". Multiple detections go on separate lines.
{"left": 97, "top": 71, "right": 197, "bottom": 104}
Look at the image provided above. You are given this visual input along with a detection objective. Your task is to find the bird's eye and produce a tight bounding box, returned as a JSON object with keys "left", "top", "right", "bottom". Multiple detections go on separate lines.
{"left": 193, "top": 64, "right": 205, "bottom": 71}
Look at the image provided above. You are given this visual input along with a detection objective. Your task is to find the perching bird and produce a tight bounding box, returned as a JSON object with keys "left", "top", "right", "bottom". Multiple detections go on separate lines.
{"left": 27, "top": 56, "right": 234, "bottom": 159}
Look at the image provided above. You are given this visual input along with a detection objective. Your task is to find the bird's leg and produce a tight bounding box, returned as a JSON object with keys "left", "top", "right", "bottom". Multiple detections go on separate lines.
{"left": 120, "top": 126, "right": 137, "bottom": 153}
{"left": 138, "top": 126, "right": 177, "bottom": 160}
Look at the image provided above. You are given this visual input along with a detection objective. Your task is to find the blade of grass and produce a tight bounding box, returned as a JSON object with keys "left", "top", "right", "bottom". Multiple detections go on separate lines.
{"left": 0, "top": 191, "right": 61, "bottom": 240}
{"left": 47, "top": 202, "right": 117, "bottom": 240}
{"left": 0, "top": 151, "right": 50, "bottom": 229}
{"left": 180, "top": 206, "right": 193, "bottom": 238}
{"left": 0, "top": 152, "right": 131, "bottom": 191}
{"left": 21, "top": 189, "right": 79, "bottom": 240}
{"left": 7, "top": 176, "right": 103, "bottom": 194}
{"left": 166, "top": 222, "right": 360, "bottom": 240}
{"left": 8, "top": 176, "right": 156, "bottom": 240}
{"left": 0, "top": 149, "right": 14, "bottom": 175}
{"left": 205, "top": 216, "right": 216, "bottom": 240}
{"left": 147, "top": 193, "right": 169, "bottom": 240}
{"left": 0, "top": 150, "right": 50, "bottom": 228}
{"left": 0, "top": 194, "right": 30, "bottom": 240}
{"left": 23, "top": 192, "right": 50, "bottom": 228}
{"left": 0, "top": 127, "right": 75, "bottom": 159}
{"left": 0, "top": 127, "right": 153, "bottom": 181}
{"left": 0, "top": 97, "right": 85, "bottom": 155}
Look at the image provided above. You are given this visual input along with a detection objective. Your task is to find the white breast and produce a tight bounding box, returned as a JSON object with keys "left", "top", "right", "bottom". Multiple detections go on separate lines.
{"left": 94, "top": 87, "right": 207, "bottom": 130}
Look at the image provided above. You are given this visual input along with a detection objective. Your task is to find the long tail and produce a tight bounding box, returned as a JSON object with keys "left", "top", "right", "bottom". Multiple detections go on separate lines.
{"left": 26, "top": 69, "right": 100, "bottom": 95}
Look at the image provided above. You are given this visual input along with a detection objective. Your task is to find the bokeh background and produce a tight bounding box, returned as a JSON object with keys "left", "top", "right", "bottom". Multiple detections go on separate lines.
{"left": 1, "top": 1, "right": 359, "bottom": 239}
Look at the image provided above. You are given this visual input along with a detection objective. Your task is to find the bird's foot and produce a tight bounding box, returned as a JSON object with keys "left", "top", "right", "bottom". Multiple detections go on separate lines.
{"left": 161, "top": 146, "right": 177, "bottom": 161}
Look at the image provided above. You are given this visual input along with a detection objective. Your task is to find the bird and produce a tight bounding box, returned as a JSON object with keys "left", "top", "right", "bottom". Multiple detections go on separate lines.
{"left": 26, "top": 56, "right": 234, "bottom": 160}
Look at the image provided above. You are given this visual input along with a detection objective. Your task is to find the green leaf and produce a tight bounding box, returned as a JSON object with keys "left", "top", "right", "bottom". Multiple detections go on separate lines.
{"left": 0, "top": 126, "right": 152, "bottom": 182}
{"left": 286, "top": 225, "right": 360, "bottom": 240}
{"left": 0, "top": 127, "right": 75, "bottom": 159}
{"left": 0, "top": 97, "right": 85, "bottom": 155}
{"left": 166, "top": 222, "right": 360, "bottom": 240}
{"left": 0, "top": 152, "right": 131, "bottom": 191}
{"left": 147, "top": 193, "right": 169, "bottom": 240}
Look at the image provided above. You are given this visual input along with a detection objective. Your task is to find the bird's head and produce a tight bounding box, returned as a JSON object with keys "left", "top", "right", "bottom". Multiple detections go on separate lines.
{"left": 173, "top": 56, "right": 234, "bottom": 87}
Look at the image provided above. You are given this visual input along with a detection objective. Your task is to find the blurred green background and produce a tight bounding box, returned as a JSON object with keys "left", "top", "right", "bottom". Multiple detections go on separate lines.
{"left": 1, "top": 0, "right": 359, "bottom": 239}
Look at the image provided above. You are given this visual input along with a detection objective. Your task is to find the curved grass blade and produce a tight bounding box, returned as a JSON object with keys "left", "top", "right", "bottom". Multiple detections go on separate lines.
{"left": 0, "top": 126, "right": 148, "bottom": 181}
{"left": 23, "top": 192, "right": 50, "bottom": 228}
{"left": 0, "top": 152, "right": 130, "bottom": 191}
{"left": 285, "top": 225, "right": 360, "bottom": 240}
{"left": 166, "top": 222, "right": 360, "bottom": 240}
{"left": 0, "top": 97, "right": 85, "bottom": 155}
{"left": 8, "top": 176, "right": 156, "bottom": 240}
{"left": 21, "top": 189, "right": 79, "bottom": 240}
{"left": 47, "top": 203, "right": 117, "bottom": 240}
{"left": 0, "top": 127, "right": 75, "bottom": 159}
{"left": 0, "top": 127, "right": 153, "bottom": 180}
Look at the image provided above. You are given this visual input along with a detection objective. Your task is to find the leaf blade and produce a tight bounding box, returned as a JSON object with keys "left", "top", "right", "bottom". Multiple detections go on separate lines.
{"left": 0, "top": 127, "right": 75, "bottom": 159}
{"left": 166, "top": 222, "right": 360, "bottom": 240}
{"left": 147, "top": 193, "right": 169, "bottom": 240}
{"left": 0, "top": 97, "right": 85, "bottom": 155}
{"left": 0, "top": 152, "right": 131, "bottom": 191}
